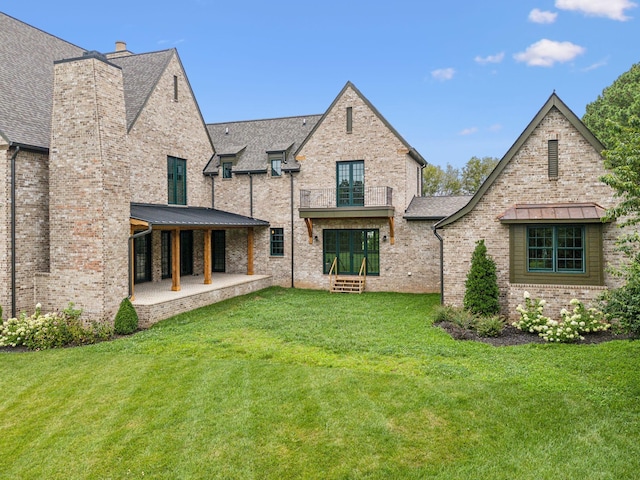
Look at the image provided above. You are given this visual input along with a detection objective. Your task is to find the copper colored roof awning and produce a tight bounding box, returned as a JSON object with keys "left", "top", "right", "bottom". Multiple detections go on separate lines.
{"left": 498, "top": 203, "right": 609, "bottom": 223}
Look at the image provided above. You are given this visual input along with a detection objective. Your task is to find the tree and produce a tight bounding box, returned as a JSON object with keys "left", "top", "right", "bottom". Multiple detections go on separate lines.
{"left": 463, "top": 239, "right": 500, "bottom": 316}
{"left": 114, "top": 297, "right": 139, "bottom": 335}
{"left": 460, "top": 156, "right": 499, "bottom": 194}
{"left": 583, "top": 62, "right": 640, "bottom": 149}
{"left": 422, "top": 156, "right": 498, "bottom": 196}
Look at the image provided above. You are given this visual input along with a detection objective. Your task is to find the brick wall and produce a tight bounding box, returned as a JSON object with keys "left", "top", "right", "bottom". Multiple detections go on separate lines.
{"left": 440, "top": 106, "right": 622, "bottom": 318}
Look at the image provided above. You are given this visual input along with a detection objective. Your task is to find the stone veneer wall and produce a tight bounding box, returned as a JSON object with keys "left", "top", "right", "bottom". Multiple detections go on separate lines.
{"left": 46, "top": 54, "right": 130, "bottom": 323}
{"left": 440, "top": 107, "right": 622, "bottom": 318}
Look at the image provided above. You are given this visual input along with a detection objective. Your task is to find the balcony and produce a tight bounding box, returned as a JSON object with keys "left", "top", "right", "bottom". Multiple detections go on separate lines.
{"left": 299, "top": 186, "right": 394, "bottom": 219}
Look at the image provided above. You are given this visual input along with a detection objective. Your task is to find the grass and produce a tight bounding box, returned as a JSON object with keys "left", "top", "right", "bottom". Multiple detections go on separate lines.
{"left": 1, "top": 287, "right": 640, "bottom": 479}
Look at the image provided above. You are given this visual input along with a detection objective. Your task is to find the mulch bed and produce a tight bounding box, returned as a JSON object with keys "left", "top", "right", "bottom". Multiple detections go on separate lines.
{"left": 436, "top": 321, "right": 635, "bottom": 347}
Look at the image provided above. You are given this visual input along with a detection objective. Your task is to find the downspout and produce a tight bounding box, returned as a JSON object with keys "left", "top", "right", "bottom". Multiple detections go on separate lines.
{"left": 10, "top": 146, "right": 20, "bottom": 317}
{"left": 128, "top": 225, "right": 153, "bottom": 298}
{"left": 209, "top": 173, "right": 215, "bottom": 209}
{"left": 289, "top": 170, "right": 295, "bottom": 288}
{"left": 433, "top": 226, "right": 444, "bottom": 305}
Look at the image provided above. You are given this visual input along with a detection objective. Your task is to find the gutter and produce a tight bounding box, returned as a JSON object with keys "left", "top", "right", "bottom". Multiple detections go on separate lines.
{"left": 128, "top": 224, "right": 153, "bottom": 298}
{"left": 10, "top": 146, "right": 20, "bottom": 317}
{"left": 432, "top": 226, "right": 444, "bottom": 305}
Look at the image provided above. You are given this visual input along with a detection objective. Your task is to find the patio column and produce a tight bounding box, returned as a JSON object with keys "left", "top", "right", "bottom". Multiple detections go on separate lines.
{"left": 247, "top": 227, "right": 254, "bottom": 275}
{"left": 171, "top": 228, "right": 181, "bottom": 291}
{"left": 204, "top": 229, "right": 212, "bottom": 284}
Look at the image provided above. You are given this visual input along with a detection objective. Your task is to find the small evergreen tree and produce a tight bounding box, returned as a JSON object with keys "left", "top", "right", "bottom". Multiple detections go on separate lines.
{"left": 114, "top": 298, "right": 139, "bottom": 335}
{"left": 464, "top": 239, "right": 500, "bottom": 316}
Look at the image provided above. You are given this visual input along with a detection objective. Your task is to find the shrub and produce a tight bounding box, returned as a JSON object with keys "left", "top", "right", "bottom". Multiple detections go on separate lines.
{"left": 432, "top": 305, "right": 459, "bottom": 323}
{"left": 464, "top": 239, "right": 500, "bottom": 316}
{"left": 601, "top": 255, "right": 640, "bottom": 335}
{"left": 513, "top": 293, "right": 610, "bottom": 343}
{"left": 114, "top": 298, "right": 139, "bottom": 335}
{"left": 475, "top": 316, "right": 504, "bottom": 338}
{"left": 0, "top": 303, "right": 112, "bottom": 350}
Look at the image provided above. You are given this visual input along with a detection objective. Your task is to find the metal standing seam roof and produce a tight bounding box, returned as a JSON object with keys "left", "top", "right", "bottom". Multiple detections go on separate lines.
{"left": 404, "top": 195, "right": 473, "bottom": 220}
{"left": 203, "top": 115, "right": 323, "bottom": 175}
{"left": 497, "top": 203, "right": 608, "bottom": 223}
{"left": 130, "top": 203, "right": 269, "bottom": 228}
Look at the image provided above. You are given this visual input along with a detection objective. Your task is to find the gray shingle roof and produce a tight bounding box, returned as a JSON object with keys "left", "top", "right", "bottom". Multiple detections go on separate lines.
{"left": 110, "top": 49, "right": 175, "bottom": 131}
{"left": 404, "top": 195, "right": 472, "bottom": 220}
{"left": 0, "top": 12, "right": 86, "bottom": 149}
{"left": 131, "top": 203, "right": 269, "bottom": 228}
{"left": 204, "top": 115, "right": 322, "bottom": 175}
{"left": 0, "top": 12, "right": 177, "bottom": 149}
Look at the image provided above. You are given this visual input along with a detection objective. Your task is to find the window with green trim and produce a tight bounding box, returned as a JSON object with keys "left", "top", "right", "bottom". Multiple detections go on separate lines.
{"left": 270, "top": 228, "right": 284, "bottom": 256}
{"left": 527, "top": 225, "right": 584, "bottom": 273}
{"left": 323, "top": 229, "right": 379, "bottom": 275}
{"left": 337, "top": 160, "right": 364, "bottom": 207}
{"left": 167, "top": 156, "right": 187, "bottom": 205}
{"left": 222, "top": 162, "right": 232, "bottom": 179}
{"left": 270, "top": 153, "right": 282, "bottom": 177}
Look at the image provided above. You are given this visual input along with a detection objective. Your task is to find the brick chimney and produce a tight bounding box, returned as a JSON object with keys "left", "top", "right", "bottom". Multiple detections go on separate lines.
{"left": 115, "top": 40, "right": 127, "bottom": 52}
{"left": 106, "top": 40, "right": 132, "bottom": 59}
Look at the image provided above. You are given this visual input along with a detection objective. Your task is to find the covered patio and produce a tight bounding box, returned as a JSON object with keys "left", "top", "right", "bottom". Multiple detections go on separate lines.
{"left": 129, "top": 203, "right": 271, "bottom": 327}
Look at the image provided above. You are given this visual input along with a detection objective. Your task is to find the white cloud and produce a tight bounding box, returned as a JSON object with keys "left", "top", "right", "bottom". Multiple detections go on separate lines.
{"left": 582, "top": 58, "right": 609, "bottom": 71}
{"left": 555, "top": 0, "right": 637, "bottom": 21}
{"left": 529, "top": 8, "right": 558, "bottom": 23}
{"left": 474, "top": 52, "right": 505, "bottom": 65}
{"left": 459, "top": 127, "right": 479, "bottom": 136}
{"left": 488, "top": 124, "right": 503, "bottom": 132}
{"left": 431, "top": 68, "right": 456, "bottom": 81}
{"left": 514, "top": 39, "right": 586, "bottom": 67}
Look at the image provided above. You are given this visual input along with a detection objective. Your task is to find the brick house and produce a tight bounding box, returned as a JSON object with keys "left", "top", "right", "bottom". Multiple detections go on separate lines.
{"left": 1, "top": 13, "right": 268, "bottom": 324}
{"left": 434, "top": 93, "right": 624, "bottom": 319}
{"left": 206, "top": 82, "right": 453, "bottom": 294}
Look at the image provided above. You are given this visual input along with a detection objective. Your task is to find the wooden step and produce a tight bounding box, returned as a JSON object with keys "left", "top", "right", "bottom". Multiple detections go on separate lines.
{"left": 330, "top": 276, "right": 365, "bottom": 293}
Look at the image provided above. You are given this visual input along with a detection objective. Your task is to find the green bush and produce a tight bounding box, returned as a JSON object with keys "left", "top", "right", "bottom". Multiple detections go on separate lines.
{"left": 432, "top": 305, "right": 458, "bottom": 323}
{"left": 464, "top": 239, "right": 500, "bottom": 316}
{"left": 475, "top": 316, "right": 504, "bottom": 338}
{"left": 114, "top": 298, "right": 139, "bottom": 335}
{"left": 601, "top": 256, "right": 640, "bottom": 335}
{"left": 0, "top": 302, "right": 113, "bottom": 350}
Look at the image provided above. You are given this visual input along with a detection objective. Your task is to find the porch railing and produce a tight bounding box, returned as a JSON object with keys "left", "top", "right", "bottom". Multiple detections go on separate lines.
{"left": 300, "top": 186, "right": 392, "bottom": 209}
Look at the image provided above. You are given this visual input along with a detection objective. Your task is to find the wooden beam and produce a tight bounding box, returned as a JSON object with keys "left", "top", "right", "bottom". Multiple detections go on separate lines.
{"left": 388, "top": 217, "right": 395, "bottom": 245}
{"left": 247, "top": 227, "right": 254, "bottom": 275}
{"left": 171, "top": 228, "right": 181, "bottom": 291}
{"left": 304, "top": 218, "right": 313, "bottom": 244}
{"left": 129, "top": 237, "right": 135, "bottom": 301}
{"left": 204, "top": 229, "right": 212, "bottom": 284}
{"left": 130, "top": 218, "right": 149, "bottom": 228}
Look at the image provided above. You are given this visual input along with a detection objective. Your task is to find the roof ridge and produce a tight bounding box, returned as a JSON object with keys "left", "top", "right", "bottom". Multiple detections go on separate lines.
{"left": 207, "top": 114, "right": 322, "bottom": 126}
{"left": 0, "top": 11, "right": 87, "bottom": 51}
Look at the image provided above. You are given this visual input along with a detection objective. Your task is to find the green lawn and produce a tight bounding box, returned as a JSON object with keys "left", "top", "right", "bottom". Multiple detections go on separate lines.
{"left": 2, "top": 287, "right": 639, "bottom": 479}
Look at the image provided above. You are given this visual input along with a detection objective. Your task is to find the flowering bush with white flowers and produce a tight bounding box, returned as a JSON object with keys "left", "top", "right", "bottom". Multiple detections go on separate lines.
{"left": 0, "top": 303, "right": 112, "bottom": 350}
{"left": 513, "top": 291, "right": 551, "bottom": 334}
{"left": 513, "top": 293, "right": 610, "bottom": 343}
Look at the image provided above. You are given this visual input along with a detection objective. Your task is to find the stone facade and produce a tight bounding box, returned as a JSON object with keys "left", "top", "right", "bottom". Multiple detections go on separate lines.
{"left": 438, "top": 100, "right": 624, "bottom": 319}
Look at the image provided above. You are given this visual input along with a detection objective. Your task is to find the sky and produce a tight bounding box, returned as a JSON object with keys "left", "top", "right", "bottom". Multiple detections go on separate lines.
{"left": 2, "top": 0, "right": 639, "bottom": 169}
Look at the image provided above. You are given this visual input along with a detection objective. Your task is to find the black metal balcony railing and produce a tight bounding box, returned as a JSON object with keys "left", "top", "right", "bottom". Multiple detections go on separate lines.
{"left": 300, "top": 186, "right": 393, "bottom": 209}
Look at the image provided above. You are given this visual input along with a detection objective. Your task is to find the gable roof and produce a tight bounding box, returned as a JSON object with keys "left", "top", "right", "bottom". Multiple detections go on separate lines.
{"left": 435, "top": 93, "right": 605, "bottom": 229}
{"left": 0, "top": 12, "right": 86, "bottom": 149}
{"left": 404, "top": 195, "right": 472, "bottom": 220}
{"left": 203, "top": 115, "right": 322, "bottom": 174}
{"left": 109, "top": 49, "right": 175, "bottom": 131}
{"left": 293, "top": 81, "right": 427, "bottom": 166}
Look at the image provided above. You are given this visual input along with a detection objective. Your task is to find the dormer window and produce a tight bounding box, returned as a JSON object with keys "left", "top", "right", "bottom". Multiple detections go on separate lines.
{"left": 222, "top": 161, "right": 232, "bottom": 179}
{"left": 269, "top": 153, "right": 283, "bottom": 177}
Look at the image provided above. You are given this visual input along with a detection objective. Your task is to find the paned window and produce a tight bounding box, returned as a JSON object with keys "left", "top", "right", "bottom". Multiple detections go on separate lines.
{"left": 222, "top": 162, "right": 232, "bottom": 179}
{"left": 270, "top": 228, "right": 284, "bottom": 256}
{"left": 167, "top": 156, "right": 187, "bottom": 205}
{"left": 270, "top": 153, "right": 282, "bottom": 177}
{"left": 527, "top": 225, "right": 584, "bottom": 273}
{"left": 337, "top": 160, "right": 364, "bottom": 207}
{"left": 323, "top": 229, "right": 379, "bottom": 275}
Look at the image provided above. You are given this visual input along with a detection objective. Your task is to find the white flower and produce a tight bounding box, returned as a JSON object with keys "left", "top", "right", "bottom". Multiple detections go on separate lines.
{"left": 523, "top": 291, "right": 530, "bottom": 299}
